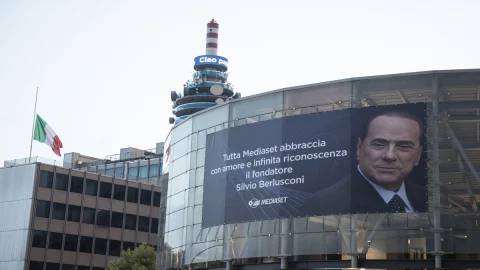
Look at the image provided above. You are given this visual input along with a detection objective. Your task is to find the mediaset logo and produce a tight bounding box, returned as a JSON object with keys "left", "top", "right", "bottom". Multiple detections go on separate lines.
{"left": 248, "top": 197, "right": 288, "bottom": 208}
{"left": 248, "top": 198, "right": 260, "bottom": 208}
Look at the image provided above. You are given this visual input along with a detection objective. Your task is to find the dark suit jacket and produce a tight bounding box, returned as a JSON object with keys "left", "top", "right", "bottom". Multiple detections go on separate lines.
{"left": 305, "top": 168, "right": 427, "bottom": 215}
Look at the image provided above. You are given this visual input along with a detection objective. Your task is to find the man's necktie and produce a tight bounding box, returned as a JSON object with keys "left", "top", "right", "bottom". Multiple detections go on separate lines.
{"left": 388, "top": 194, "right": 406, "bottom": 212}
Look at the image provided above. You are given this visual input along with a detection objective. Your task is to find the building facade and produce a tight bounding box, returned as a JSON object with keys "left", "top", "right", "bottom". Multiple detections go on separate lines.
{"left": 160, "top": 70, "right": 480, "bottom": 269}
{"left": 0, "top": 163, "right": 161, "bottom": 270}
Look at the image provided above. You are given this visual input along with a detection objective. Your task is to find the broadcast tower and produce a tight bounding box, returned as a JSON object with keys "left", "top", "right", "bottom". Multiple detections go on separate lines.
{"left": 169, "top": 19, "right": 240, "bottom": 125}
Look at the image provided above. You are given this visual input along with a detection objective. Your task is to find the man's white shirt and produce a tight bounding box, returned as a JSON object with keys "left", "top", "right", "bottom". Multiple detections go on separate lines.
{"left": 357, "top": 165, "right": 414, "bottom": 212}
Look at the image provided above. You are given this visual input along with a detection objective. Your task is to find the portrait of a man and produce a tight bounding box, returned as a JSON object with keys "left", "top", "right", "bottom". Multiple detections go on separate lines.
{"left": 306, "top": 109, "right": 427, "bottom": 215}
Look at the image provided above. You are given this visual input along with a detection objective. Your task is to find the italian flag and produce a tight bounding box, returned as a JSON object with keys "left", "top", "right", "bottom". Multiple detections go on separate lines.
{"left": 34, "top": 115, "right": 63, "bottom": 156}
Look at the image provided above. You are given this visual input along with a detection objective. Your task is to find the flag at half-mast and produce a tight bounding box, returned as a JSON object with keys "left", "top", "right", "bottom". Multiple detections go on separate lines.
{"left": 33, "top": 115, "right": 63, "bottom": 156}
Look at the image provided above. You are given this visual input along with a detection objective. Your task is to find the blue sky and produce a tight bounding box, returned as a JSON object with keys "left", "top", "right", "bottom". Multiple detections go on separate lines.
{"left": 1, "top": 0, "right": 479, "bottom": 165}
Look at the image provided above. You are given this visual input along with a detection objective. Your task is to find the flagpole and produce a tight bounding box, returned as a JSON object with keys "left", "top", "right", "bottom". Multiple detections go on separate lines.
{"left": 29, "top": 87, "right": 39, "bottom": 163}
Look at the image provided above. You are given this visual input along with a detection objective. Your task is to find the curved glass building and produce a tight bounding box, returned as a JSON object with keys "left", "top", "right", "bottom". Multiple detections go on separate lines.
{"left": 159, "top": 69, "right": 480, "bottom": 270}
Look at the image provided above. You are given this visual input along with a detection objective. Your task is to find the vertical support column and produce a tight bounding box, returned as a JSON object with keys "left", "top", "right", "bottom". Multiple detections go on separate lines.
{"left": 279, "top": 218, "right": 290, "bottom": 269}
{"left": 351, "top": 215, "right": 358, "bottom": 268}
{"left": 226, "top": 260, "right": 232, "bottom": 270}
{"left": 432, "top": 75, "right": 443, "bottom": 269}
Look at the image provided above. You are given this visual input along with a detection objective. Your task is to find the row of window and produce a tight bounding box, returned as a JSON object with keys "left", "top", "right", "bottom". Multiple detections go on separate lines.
{"left": 39, "top": 171, "right": 161, "bottom": 207}
{"left": 88, "top": 164, "right": 161, "bottom": 179}
{"left": 29, "top": 262, "right": 104, "bottom": 270}
{"left": 32, "top": 230, "right": 152, "bottom": 257}
{"left": 35, "top": 200, "right": 159, "bottom": 233}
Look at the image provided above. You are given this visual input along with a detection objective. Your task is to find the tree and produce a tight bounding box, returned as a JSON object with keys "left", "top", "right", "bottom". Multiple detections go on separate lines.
{"left": 108, "top": 244, "right": 156, "bottom": 270}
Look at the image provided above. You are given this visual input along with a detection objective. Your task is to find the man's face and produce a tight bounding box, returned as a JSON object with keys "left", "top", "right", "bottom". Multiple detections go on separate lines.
{"left": 357, "top": 115, "right": 422, "bottom": 191}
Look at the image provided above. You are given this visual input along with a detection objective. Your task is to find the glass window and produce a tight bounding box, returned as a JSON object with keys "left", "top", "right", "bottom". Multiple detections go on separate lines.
{"left": 52, "top": 203, "right": 66, "bottom": 220}
{"left": 62, "top": 265, "right": 76, "bottom": 270}
{"left": 109, "top": 239, "right": 121, "bottom": 256}
{"left": 93, "top": 267, "right": 104, "bottom": 270}
{"left": 36, "top": 200, "right": 50, "bottom": 218}
{"left": 128, "top": 167, "right": 137, "bottom": 180}
{"left": 99, "top": 182, "right": 112, "bottom": 198}
{"left": 115, "top": 167, "right": 123, "bottom": 178}
{"left": 97, "top": 169, "right": 105, "bottom": 175}
{"left": 64, "top": 234, "right": 78, "bottom": 251}
{"left": 122, "top": 241, "right": 135, "bottom": 251}
{"left": 32, "top": 230, "right": 47, "bottom": 248}
{"left": 78, "top": 266, "right": 90, "bottom": 270}
{"left": 39, "top": 170, "right": 53, "bottom": 188}
{"left": 94, "top": 238, "right": 107, "bottom": 255}
{"left": 29, "top": 261, "right": 44, "bottom": 270}
{"left": 68, "top": 205, "right": 81, "bottom": 222}
{"left": 113, "top": 184, "right": 126, "bottom": 201}
{"left": 46, "top": 263, "right": 60, "bottom": 270}
{"left": 106, "top": 168, "right": 114, "bottom": 176}
{"left": 82, "top": 207, "right": 95, "bottom": 224}
{"left": 149, "top": 164, "right": 159, "bottom": 177}
{"left": 151, "top": 218, "right": 159, "bottom": 234}
{"left": 138, "top": 216, "right": 149, "bottom": 232}
{"left": 85, "top": 179, "right": 98, "bottom": 196}
{"left": 127, "top": 187, "right": 139, "bottom": 203}
{"left": 153, "top": 192, "right": 161, "bottom": 207}
{"left": 55, "top": 173, "right": 69, "bottom": 191}
{"left": 139, "top": 166, "right": 148, "bottom": 179}
{"left": 96, "top": 210, "right": 110, "bottom": 226}
{"left": 125, "top": 214, "right": 137, "bottom": 230}
{"left": 111, "top": 212, "right": 123, "bottom": 229}
{"left": 48, "top": 232, "right": 63, "bottom": 250}
{"left": 79, "top": 236, "right": 93, "bottom": 253}
{"left": 70, "top": 176, "right": 84, "bottom": 193}
{"left": 140, "top": 189, "right": 152, "bottom": 205}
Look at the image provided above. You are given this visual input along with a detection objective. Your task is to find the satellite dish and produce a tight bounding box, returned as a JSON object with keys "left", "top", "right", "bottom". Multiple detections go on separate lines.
{"left": 210, "top": 84, "right": 223, "bottom": 95}
{"left": 215, "top": 98, "right": 225, "bottom": 105}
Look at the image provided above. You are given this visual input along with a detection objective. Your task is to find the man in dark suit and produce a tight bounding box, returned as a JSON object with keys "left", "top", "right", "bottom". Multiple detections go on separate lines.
{"left": 306, "top": 110, "right": 427, "bottom": 215}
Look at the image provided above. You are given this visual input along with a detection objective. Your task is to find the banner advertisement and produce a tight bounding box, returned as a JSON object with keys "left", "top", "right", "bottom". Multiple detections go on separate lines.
{"left": 202, "top": 103, "right": 427, "bottom": 227}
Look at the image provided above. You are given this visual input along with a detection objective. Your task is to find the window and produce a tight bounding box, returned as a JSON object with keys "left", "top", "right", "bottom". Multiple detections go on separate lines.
{"left": 70, "top": 176, "right": 84, "bottom": 193}
{"left": 106, "top": 168, "right": 114, "bottom": 176}
{"left": 29, "top": 262, "right": 44, "bottom": 270}
{"left": 153, "top": 192, "right": 161, "bottom": 207}
{"left": 122, "top": 241, "right": 135, "bottom": 251}
{"left": 48, "top": 232, "right": 63, "bottom": 250}
{"left": 96, "top": 210, "right": 110, "bottom": 226}
{"left": 113, "top": 184, "right": 126, "bottom": 201}
{"left": 99, "top": 182, "right": 112, "bottom": 198}
{"left": 46, "top": 263, "right": 60, "bottom": 270}
{"left": 94, "top": 238, "right": 107, "bottom": 255}
{"left": 151, "top": 218, "right": 159, "bottom": 234}
{"left": 64, "top": 234, "right": 78, "bottom": 251}
{"left": 138, "top": 216, "right": 149, "bottom": 232}
{"left": 39, "top": 170, "right": 53, "bottom": 188}
{"left": 97, "top": 169, "right": 105, "bottom": 175}
{"left": 139, "top": 166, "right": 148, "bottom": 179}
{"left": 85, "top": 179, "right": 98, "bottom": 196}
{"left": 55, "top": 173, "right": 69, "bottom": 191}
{"left": 36, "top": 200, "right": 50, "bottom": 218}
{"left": 79, "top": 236, "right": 93, "bottom": 253}
{"left": 140, "top": 189, "right": 152, "bottom": 205}
{"left": 32, "top": 230, "right": 47, "bottom": 248}
{"left": 78, "top": 266, "right": 90, "bottom": 270}
{"left": 128, "top": 167, "right": 137, "bottom": 180}
{"left": 67, "top": 205, "right": 81, "bottom": 222}
{"left": 109, "top": 240, "right": 121, "bottom": 256}
{"left": 125, "top": 214, "right": 137, "bottom": 230}
{"left": 115, "top": 167, "right": 123, "bottom": 178}
{"left": 82, "top": 207, "right": 95, "bottom": 224}
{"left": 52, "top": 203, "right": 66, "bottom": 220}
{"left": 62, "top": 265, "right": 76, "bottom": 270}
{"left": 149, "top": 164, "right": 159, "bottom": 177}
{"left": 127, "top": 187, "right": 139, "bottom": 203}
{"left": 111, "top": 212, "right": 124, "bottom": 229}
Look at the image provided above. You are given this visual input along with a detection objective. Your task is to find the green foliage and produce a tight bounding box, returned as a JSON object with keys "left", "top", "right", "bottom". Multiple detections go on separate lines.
{"left": 108, "top": 244, "right": 156, "bottom": 270}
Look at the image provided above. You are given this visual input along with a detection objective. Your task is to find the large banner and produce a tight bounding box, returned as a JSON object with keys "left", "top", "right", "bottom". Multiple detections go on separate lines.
{"left": 202, "top": 103, "right": 427, "bottom": 227}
